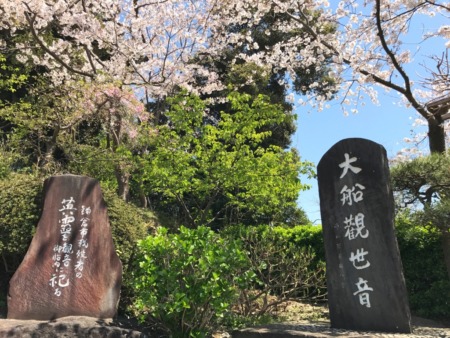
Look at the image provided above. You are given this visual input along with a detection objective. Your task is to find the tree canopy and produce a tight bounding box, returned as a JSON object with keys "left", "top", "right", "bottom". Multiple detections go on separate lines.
{"left": 143, "top": 91, "right": 312, "bottom": 229}
{"left": 3, "top": 0, "right": 450, "bottom": 225}
{"left": 2, "top": 1, "right": 450, "bottom": 153}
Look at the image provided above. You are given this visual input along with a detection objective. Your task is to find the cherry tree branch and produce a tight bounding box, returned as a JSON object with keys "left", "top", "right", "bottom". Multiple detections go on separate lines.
{"left": 425, "top": 0, "right": 450, "bottom": 11}
{"left": 374, "top": 0, "right": 431, "bottom": 119}
{"left": 23, "top": 5, "right": 95, "bottom": 78}
{"left": 286, "top": 1, "right": 432, "bottom": 120}
{"left": 374, "top": 2, "right": 410, "bottom": 97}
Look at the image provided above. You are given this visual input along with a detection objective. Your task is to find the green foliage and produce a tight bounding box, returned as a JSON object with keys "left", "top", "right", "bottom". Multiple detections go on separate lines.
{"left": 144, "top": 91, "right": 313, "bottom": 229}
{"left": 0, "top": 173, "right": 42, "bottom": 313}
{"left": 0, "top": 173, "right": 42, "bottom": 263}
{"left": 67, "top": 145, "right": 119, "bottom": 192}
{"left": 101, "top": 185, "right": 156, "bottom": 266}
{"left": 0, "top": 147, "right": 24, "bottom": 180}
{"left": 222, "top": 224, "right": 326, "bottom": 318}
{"left": 0, "top": 75, "right": 86, "bottom": 172}
{"left": 100, "top": 185, "right": 157, "bottom": 312}
{"left": 391, "top": 152, "right": 450, "bottom": 209}
{"left": 132, "top": 226, "right": 253, "bottom": 337}
{"left": 391, "top": 153, "right": 450, "bottom": 291}
{"left": 0, "top": 53, "right": 28, "bottom": 94}
{"left": 395, "top": 214, "right": 450, "bottom": 320}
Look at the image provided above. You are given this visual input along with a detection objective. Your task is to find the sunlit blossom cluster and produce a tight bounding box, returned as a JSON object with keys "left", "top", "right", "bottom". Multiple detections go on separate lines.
{"left": 1, "top": 0, "right": 216, "bottom": 95}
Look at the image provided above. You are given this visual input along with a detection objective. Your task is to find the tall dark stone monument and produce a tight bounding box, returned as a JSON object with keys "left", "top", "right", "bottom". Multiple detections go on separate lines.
{"left": 317, "top": 138, "right": 411, "bottom": 333}
{"left": 7, "top": 175, "right": 122, "bottom": 320}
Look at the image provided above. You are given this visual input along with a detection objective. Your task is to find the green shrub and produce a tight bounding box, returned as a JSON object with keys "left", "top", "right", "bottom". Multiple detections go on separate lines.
{"left": 131, "top": 226, "right": 253, "bottom": 337}
{"left": 101, "top": 186, "right": 157, "bottom": 267}
{"left": 0, "top": 173, "right": 43, "bottom": 271}
{"left": 0, "top": 173, "right": 43, "bottom": 317}
{"left": 221, "top": 225, "right": 327, "bottom": 318}
{"left": 395, "top": 215, "right": 450, "bottom": 320}
{"left": 100, "top": 186, "right": 157, "bottom": 312}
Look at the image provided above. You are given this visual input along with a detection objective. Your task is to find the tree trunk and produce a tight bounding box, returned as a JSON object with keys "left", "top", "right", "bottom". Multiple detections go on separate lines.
{"left": 442, "top": 230, "right": 450, "bottom": 282}
{"left": 426, "top": 118, "right": 450, "bottom": 280}
{"left": 139, "top": 192, "right": 147, "bottom": 208}
{"left": 39, "top": 126, "right": 60, "bottom": 171}
{"left": 427, "top": 121, "right": 446, "bottom": 153}
{"left": 41, "top": 141, "right": 56, "bottom": 170}
{"left": 115, "top": 166, "right": 130, "bottom": 201}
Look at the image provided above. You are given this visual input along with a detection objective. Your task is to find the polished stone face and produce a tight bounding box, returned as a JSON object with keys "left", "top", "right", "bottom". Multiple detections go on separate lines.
{"left": 7, "top": 175, "right": 122, "bottom": 320}
{"left": 318, "top": 138, "right": 411, "bottom": 334}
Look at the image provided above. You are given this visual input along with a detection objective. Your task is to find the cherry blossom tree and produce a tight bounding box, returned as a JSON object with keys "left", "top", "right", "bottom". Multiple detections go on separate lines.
{"left": 328, "top": 0, "right": 450, "bottom": 154}
{"left": 212, "top": 0, "right": 450, "bottom": 154}
{"left": 3, "top": 0, "right": 450, "bottom": 154}
{"left": 0, "top": 0, "right": 222, "bottom": 96}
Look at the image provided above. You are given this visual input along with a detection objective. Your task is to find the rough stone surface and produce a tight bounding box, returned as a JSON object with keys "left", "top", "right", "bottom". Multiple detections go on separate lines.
{"left": 231, "top": 318, "right": 450, "bottom": 338}
{"left": 7, "top": 175, "right": 122, "bottom": 320}
{"left": 0, "top": 316, "right": 146, "bottom": 337}
{"left": 317, "top": 138, "right": 411, "bottom": 333}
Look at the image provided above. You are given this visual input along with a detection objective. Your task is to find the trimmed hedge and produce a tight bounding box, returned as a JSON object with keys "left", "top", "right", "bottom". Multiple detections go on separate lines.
{"left": 0, "top": 174, "right": 43, "bottom": 272}
{"left": 222, "top": 223, "right": 449, "bottom": 321}
{"left": 395, "top": 216, "right": 450, "bottom": 320}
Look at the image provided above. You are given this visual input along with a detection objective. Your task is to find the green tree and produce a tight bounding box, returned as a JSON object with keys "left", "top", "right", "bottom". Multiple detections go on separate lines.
{"left": 391, "top": 153, "right": 450, "bottom": 281}
{"left": 0, "top": 53, "right": 28, "bottom": 95}
{"left": 143, "top": 91, "right": 312, "bottom": 229}
{"left": 0, "top": 69, "right": 153, "bottom": 202}
{"left": 187, "top": 7, "right": 336, "bottom": 150}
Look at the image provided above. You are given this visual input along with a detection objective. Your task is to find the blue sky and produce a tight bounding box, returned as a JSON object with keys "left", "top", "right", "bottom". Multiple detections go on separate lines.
{"left": 292, "top": 95, "right": 419, "bottom": 224}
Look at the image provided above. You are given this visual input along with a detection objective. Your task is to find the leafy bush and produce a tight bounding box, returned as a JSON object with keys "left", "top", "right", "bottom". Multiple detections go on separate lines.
{"left": 101, "top": 186, "right": 156, "bottom": 267}
{"left": 0, "top": 173, "right": 43, "bottom": 317}
{"left": 100, "top": 186, "right": 157, "bottom": 312}
{"left": 131, "top": 226, "right": 253, "bottom": 337}
{"left": 0, "top": 173, "right": 43, "bottom": 271}
{"left": 395, "top": 214, "right": 450, "bottom": 320}
{"left": 222, "top": 225, "right": 327, "bottom": 318}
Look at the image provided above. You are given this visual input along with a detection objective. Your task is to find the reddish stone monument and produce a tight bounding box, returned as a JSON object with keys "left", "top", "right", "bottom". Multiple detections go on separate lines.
{"left": 7, "top": 175, "right": 122, "bottom": 320}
